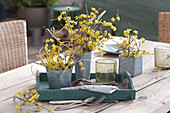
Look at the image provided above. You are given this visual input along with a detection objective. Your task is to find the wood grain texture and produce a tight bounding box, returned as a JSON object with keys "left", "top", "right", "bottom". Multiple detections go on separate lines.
{"left": 0, "top": 63, "right": 46, "bottom": 102}
{"left": 101, "top": 75, "right": 170, "bottom": 113}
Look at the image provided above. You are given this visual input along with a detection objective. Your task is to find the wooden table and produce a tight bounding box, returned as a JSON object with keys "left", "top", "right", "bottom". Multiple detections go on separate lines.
{"left": 1, "top": 40, "right": 170, "bottom": 113}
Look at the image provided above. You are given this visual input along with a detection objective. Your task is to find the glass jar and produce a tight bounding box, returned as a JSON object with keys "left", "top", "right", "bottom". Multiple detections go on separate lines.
{"left": 154, "top": 46, "right": 170, "bottom": 68}
{"left": 96, "top": 59, "right": 117, "bottom": 83}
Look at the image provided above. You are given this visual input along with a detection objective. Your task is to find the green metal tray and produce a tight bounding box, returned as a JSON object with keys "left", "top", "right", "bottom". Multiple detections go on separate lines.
{"left": 36, "top": 72, "right": 135, "bottom": 101}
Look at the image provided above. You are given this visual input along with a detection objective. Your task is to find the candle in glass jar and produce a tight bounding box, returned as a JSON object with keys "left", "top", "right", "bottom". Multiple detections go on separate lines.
{"left": 95, "top": 59, "right": 117, "bottom": 83}
{"left": 154, "top": 46, "right": 170, "bottom": 68}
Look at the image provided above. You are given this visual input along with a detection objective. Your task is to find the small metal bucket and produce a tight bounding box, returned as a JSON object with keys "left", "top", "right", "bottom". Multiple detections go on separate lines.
{"left": 47, "top": 68, "right": 72, "bottom": 89}
{"left": 75, "top": 51, "right": 92, "bottom": 80}
{"left": 119, "top": 55, "right": 142, "bottom": 77}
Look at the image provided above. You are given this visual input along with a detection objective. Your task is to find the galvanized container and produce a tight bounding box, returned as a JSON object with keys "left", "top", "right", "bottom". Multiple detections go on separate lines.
{"left": 47, "top": 68, "right": 72, "bottom": 89}
{"left": 75, "top": 51, "right": 92, "bottom": 80}
{"left": 119, "top": 56, "right": 142, "bottom": 77}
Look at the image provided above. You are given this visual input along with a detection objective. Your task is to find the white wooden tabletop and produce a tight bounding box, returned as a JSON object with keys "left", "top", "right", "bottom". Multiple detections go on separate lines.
{"left": 1, "top": 40, "right": 170, "bottom": 113}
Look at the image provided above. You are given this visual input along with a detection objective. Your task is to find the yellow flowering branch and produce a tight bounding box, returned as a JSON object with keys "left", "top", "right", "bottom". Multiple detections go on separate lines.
{"left": 118, "top": 29, "right": 151, "bottom": 58}
{"left": 57, "top": 6, "right": 119, "bottom": 53}
{"left": 46, "top": 28, "right": 61, "bottom": 42}
{"left": 14, "top": 89, "right": 53, "bottom": 113}
{"left": 38, "top": 6, "right": 120, "bottom": 71}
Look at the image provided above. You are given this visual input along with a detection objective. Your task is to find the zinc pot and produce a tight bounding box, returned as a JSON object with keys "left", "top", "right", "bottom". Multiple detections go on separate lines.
{"left": 119, "top": 56, "right": 142, "bottom": 77}
{"left": 75, "top": 51, "right": 92, "bottom": 80}
{"left": 47, "top": 68, "right": 72, "bottom": 89}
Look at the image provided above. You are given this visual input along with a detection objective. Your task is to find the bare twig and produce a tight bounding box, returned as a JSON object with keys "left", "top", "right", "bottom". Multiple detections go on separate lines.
{"left": 97, "top": 10, "right": 106, "bottom": 20}
{"left": 46, "top": 28, "right": 59, "bottom": 41}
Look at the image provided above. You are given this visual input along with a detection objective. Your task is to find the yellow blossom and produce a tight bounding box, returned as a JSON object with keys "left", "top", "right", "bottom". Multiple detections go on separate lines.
{"left": 84, "top": 52, "right": 88, "bottom": 55}
{"left": 91, "top": 7, "right": 96, "bottom": 11}
{"left": 140, "top": 37, "right": 145, "bottom": 41}
{"left": 129, "top": 51, "right": 133, "bottom": 57}
{"left": 111, "top": 17, "right": 116, "bottom": 22}
{"left": 48, "top": 108, "right": 53, "bottom": 113}
{"left": 144, "top": 50, "right": 151, "bottom": 55}
{"left": 155, "top": 67, "right": 166, "bottom": 70}
{"left": 24, "top": 89, "right": 29, "bottom": 93}
{"left": 18, "top": 91, "right": 23, "bottom": 95}
{"left": 74, "top": 22, "right": 77, "bottom": 25}
{"left": 90, "top": 12, "right": 96, "bottom": 19}
{"left": 46, "top": 39, "right": 49, "bottom": 43}
{"left": 132, "top": 44, "right": 135, "bottom": 47}
{"left": 95, "top": 10, "right": 99, "bottom": 14}
{"left": 133, "top": 30, "right": 138, "bottom": 34}
{"left": 64, "top": 50, "right": 68, "bottom": 56}
{"left": 57, "top": 15, "right": 62, "bottom": 21}
{"left": 124, "top": 50, "right": 128, "bottom": 56}
{"left": 102, "top": 21, "right": 107, "bottom": 26}
{"left": 37, "top": 102, "right": 41, "bottom": 106}
{"left": 95, "top": 20, "right": 98, "bottom": 24}
{"left": 37, "top": 106, "right": 41, "bottom": 111}
{"left": 50, "top": 38, "right": 54, "bottom": 42}
{"left": 123, "top": 39, "right": 127, "bottom": 43}
{"left": 14, "top": 93, "right": 19, "bottom": 97}
{"left": 102, "top": 38, "right": 107, "bottom": 42}
{"left": 121, "top": 56, "right": 125, "bottom": 59}
{"left": 29, "top": 98, "right": 35, "bottom": 103}
{"left": 116, "top": 16, "right": 120, "bottom": 21}
{"left": 139, "top": 41, "right": 142, "bottom": 46}
{"left": 104, "top": 30, "right": 107, "bottom": 36}
{"left": 61, "top": 11, "right": 66, "bottom": 15}
{"left": 131, "top": 36, "right": 136, "bottom": 40}
{"left": 137, "top": 47, "right": 140, "bottom": 50}
{"left": 59, "top": 42, "right": 65, "bottom": 46}
{"left": 148, "top": 52, "right": 151, "bottom": 55}
{"left": 56, "top": 38, "right": 60, "bottom": 41}
{"left": 88, "top": 19, "right": 93, "bottom": 25}
{"left": 66, "top": 6, "right": 72, "bottom": 10}
{"left": 79, "top": 61, "right": 83, "bottom": 66}
{"left": 31, "top": 89, "right": 37, "bottom": 93}
{"left": 15, "top": 105, "right": 20, "bottom": 110}
{"left": 81, "top": 67, "right": 85, "bottom": 70}
{"left": 111, "top": 26, "right": 117, "bottom": 31}
{"left": 99, "top": 53, "right": 103, "bottom": 56}
{"left": 24, "top": 102, "right": 30, "bottom": 105}
{"left": 95, "top": 30, "right": 100, "bottom": 36}
{"left": 107, "top": 22, "right": 112, "bottom": 26}
{"left": 98, "top": 48, "right": 102, "bottom": 51}
{"left": 108, "top": 33, "right": 112, "bottom": 38}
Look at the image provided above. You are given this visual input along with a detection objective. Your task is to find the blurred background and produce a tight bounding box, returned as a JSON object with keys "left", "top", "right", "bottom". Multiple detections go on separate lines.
{"left": 1, "top": 0, "right": 170, "bottom": 62}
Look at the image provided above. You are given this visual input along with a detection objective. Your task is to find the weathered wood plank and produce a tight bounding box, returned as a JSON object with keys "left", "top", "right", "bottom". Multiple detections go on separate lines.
{"left": 0, "top": 79, "right": 36, "bottom": 102}
{"left": 101, "top": 74, "right": 170, "bottom": 113}
{"left": 0, "top": 63, "right": 46, "bottom": 91}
